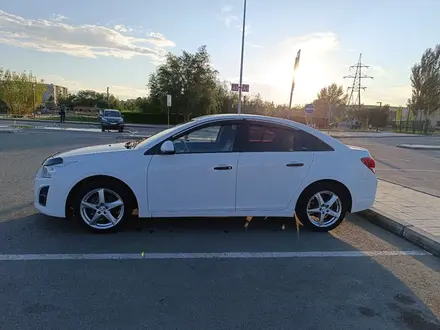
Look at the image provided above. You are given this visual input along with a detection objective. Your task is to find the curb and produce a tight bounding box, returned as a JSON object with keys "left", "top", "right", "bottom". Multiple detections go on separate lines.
{"left": 396, "top": 144, "right": 440, "bottom": 150}
{"left": 0, "top": 127, "right": 20, "bottom": 133}
{"left": 359, "top": 208, "right": 440, "bottom": 257}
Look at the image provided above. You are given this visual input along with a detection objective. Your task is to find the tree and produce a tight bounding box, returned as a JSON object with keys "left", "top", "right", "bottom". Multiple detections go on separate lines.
{"left": 315, "top": 83, "right": 348, "bottom": 120}
{"left": 0, "top": 69, "right": 46, "bottom": 115}
{"left": 357, "top": 105, "right": 390, "bottom": 128}
{"left": 58, "top": 93, "right": 77, "bottom": 108}
{"left": 148, "top": 45, "right": 220, "bottom": 121}
{"left": 409, "top": 45, "right": 440, "bottom": 117}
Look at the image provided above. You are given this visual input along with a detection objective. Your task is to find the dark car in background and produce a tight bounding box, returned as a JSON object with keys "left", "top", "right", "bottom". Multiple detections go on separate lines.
{"left": 98, "top": 109, "right": 124, "bottom": 132}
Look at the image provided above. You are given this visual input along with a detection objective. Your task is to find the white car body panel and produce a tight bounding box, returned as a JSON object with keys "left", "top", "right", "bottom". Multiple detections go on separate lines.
{"left": 34, "top": 114, "right": 377, "bottom": 221}
{"left": 148, "top": 153, "right": 239, "bottom": 216}
{"left": 236, "top": 152, "right": 314, "bottom": 212}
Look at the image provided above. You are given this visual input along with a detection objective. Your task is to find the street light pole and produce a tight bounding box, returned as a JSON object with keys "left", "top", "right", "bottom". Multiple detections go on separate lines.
{"left": 237, "top": 0, "right": 247, "bottom": 114}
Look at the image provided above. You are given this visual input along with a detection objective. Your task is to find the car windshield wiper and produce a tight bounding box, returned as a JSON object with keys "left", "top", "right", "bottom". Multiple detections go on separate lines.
{"left": 124, "top": 136, "right": 151, "bottom": 149}
{"left": 124, "top": 141, "right": 134, "bottom": 149}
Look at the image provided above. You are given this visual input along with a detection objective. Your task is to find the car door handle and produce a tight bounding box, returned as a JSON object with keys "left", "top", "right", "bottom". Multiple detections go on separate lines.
{"left": 213, "top": 165, "right": 233, "bottom": 171}
{"left": 286, "top": 162, "right": 304, "bottom": 167}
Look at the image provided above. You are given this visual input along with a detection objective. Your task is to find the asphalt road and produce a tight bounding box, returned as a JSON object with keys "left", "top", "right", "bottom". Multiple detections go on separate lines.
{"left": 0, "top": 118, "right": 164, "bottom": 136}
{"left": 1, "top": 130, "right": 440, "bottom": 329}
{"left": 339, "top": 136, "right": 440, "bottom": 197}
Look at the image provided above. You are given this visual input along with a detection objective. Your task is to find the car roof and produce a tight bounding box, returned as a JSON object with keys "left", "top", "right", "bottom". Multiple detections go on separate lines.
{"left": 104, "top": 109, "right": 120, "bottom": 112}
{"left": 193, "top": 113, "right": 345, "bottom": 150}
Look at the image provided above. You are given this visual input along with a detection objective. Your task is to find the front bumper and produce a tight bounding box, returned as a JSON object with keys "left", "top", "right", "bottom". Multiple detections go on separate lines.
{"left": 102, "top": 122, "right": 124, "bottom": 128}
{"left": 34, "top": 169, "right": 67, "bottom": 218}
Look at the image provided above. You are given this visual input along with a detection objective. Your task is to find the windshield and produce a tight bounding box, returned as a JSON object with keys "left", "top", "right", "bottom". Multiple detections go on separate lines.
{"left": 104, "top": 110, "right": 121, "bottom": 117}
{"left": 134, "top": 120, "right": 196, "bottom": 149}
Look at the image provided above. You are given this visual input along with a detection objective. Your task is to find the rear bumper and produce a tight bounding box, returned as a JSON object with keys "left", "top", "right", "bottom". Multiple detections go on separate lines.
{"left": 350, "top": 176, "right": 377, "bottom": 213}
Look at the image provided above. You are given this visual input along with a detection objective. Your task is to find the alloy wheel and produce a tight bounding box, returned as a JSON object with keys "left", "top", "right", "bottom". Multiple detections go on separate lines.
{"left": 79, "top": 188, "right": 125, "bottom": 230}
{"left": 306, "top": 190, "right": 342, "bottom": 228}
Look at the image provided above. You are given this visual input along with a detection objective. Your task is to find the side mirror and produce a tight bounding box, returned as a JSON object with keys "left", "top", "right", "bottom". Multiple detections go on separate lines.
{"left": 160, "top": 140, "right": 175, "bottom": 154}
{"left": 121, "top": 114, "right": 124, "bottom": 118}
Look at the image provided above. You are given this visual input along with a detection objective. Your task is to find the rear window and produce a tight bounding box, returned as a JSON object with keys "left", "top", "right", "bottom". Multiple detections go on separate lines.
{"left": 104, "top": 110, "right": 121, "bottom": 117}
{"left": 245, "top": 124, "right": 295, "bottom": 152}
{"left": 294, "top": 130, "right": 334, "bottom": 151}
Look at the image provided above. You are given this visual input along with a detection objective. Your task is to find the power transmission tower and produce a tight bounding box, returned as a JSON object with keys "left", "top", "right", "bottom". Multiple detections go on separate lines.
{"left": 344, "top": 53, "right": 373, "bottom": 114}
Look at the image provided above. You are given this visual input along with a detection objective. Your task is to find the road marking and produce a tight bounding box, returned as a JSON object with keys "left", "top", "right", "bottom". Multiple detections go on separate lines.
{"left": 0, "top": 250, "right": 431, "bottom": 261}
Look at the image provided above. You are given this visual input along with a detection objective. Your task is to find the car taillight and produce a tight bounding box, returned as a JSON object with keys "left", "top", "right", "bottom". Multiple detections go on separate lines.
{"left": 361, "top": 157, "right": 376, "bottom": 173}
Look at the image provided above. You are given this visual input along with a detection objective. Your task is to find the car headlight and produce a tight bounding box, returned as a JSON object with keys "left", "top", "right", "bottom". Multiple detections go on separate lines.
{"left": 40, "top": 157, "right": 77, "bottom": 178}
{"left": 42, "top": 165, "right": 56, "bottom": 178}
{"left": 102, "top": 118, "right": 108, "bottom": 122}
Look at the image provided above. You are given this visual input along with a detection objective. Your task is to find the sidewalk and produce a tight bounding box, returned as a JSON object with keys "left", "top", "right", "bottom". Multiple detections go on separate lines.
{"left": 361, "top": 180, "right": 440, "bottom": 256}
{"left": 396, "top": 144, "right": 440, "bottom": 150}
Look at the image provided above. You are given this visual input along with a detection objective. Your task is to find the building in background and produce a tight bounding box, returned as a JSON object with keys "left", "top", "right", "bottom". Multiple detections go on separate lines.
{"left": 42, "top": 84, "right": 68, "bottom": 105}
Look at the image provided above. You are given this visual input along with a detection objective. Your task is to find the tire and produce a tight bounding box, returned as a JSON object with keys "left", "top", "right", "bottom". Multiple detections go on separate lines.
{"left": 295, "top": 182, "right": 349, "bottom": 232}
{"left": 118, "top": 127, "right": 124, "bottom": 133}
{"left": 101, "top": 126, "right": 105, "bottom": 132}
{"left": 72, "top": 179, "right": 134, "bottom": 233}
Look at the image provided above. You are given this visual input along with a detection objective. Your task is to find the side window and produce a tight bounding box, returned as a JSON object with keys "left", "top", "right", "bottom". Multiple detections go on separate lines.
{"left": 172, "top": 123, "right": 238, "bottom": 154}
{"left": 294, "top": 130, "right": 334, "bottom": 151}
{"left": 244, "top": 124, "right": 295, "bottom": 152}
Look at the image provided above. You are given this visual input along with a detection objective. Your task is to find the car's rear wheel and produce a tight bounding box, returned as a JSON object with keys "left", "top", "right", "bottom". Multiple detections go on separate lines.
{"left": 295, "top": 183, "right": 348, "bottom": 232}
{"left": 101, "top": 126, "right": 105, "bottom": 132}
{"left": 73, "top": 180, "right": 133, "bottom": 233}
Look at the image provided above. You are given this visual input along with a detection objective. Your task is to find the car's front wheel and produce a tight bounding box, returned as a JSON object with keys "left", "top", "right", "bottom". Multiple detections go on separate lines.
{"left": 72, "top": 180, "right": 134, "bottom": 233}
{"left": 295, "top": 182, "right": 349, "bottom": 232}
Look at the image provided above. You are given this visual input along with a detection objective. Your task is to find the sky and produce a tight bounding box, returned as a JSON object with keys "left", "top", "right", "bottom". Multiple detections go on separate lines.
{"left": 0, "top": 0, "right": 439, "bottom": 107}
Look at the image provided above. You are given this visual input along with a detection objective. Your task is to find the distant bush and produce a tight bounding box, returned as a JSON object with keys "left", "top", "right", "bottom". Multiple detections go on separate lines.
{"left": 122, "top": 112, "right": 185, "bottom": 125}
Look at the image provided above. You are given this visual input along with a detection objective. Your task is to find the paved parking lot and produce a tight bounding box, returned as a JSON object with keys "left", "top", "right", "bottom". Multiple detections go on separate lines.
{"left": 1, "top": 130, "right": 440, "bottom": 329}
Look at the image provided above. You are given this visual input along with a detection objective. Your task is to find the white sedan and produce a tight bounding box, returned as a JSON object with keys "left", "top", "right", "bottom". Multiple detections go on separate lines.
{"left": 34, "top": 114, "right": 377, "bottom": 233}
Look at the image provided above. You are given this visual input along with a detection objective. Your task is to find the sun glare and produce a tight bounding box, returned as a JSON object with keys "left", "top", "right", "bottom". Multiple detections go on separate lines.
{"left": 261, "top": 51, "right": 332, "bottom": 105}
{"left": 259, "top": 33, "right": 339, "bottom": 104}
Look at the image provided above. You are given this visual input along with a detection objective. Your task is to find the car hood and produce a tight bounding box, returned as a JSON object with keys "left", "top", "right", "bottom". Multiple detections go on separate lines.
{"left": 56, "top": 142, "right": 129, "bottom": 158}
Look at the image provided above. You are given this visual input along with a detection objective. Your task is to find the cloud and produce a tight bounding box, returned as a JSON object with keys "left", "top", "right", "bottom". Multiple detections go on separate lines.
{"left": 52, "top": 14, "right": 67, "bottom": 22}
{"left": 246, "top": 42, "right": 264, "bottom": 49}
{"left": 282, "top": 32, "right": 339, "bottom": 53}
{"left": 224, "top": 14, "right": 239, "bottom": 28}
{"left": 0, "top": 10, "right": 175, "bottom": 62}
{"left": 221, "top": 5, "right": 233, "bottom": 13}
{"left": 114, "top": 24, "right": 132, "bottom": 33}
{"left": 219, "top": 5, "right": 250, "bottom": 35}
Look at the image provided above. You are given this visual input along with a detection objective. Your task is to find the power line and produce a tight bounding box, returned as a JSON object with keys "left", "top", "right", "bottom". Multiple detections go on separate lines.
{"left": 343, "top": 53, "right": 373, "bottom": 114}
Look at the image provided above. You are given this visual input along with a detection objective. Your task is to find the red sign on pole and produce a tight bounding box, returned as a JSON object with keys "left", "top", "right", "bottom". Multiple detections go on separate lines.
{"left": 231, "top": 83, "right": 249, "bottom": 92}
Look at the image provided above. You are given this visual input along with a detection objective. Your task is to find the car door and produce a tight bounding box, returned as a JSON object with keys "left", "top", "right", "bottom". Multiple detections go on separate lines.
{"left": 235, "top": 121, "right": 314, "bottom": 212}
{"left": 147, "top": 120, "right": 242, "bottom": 216}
